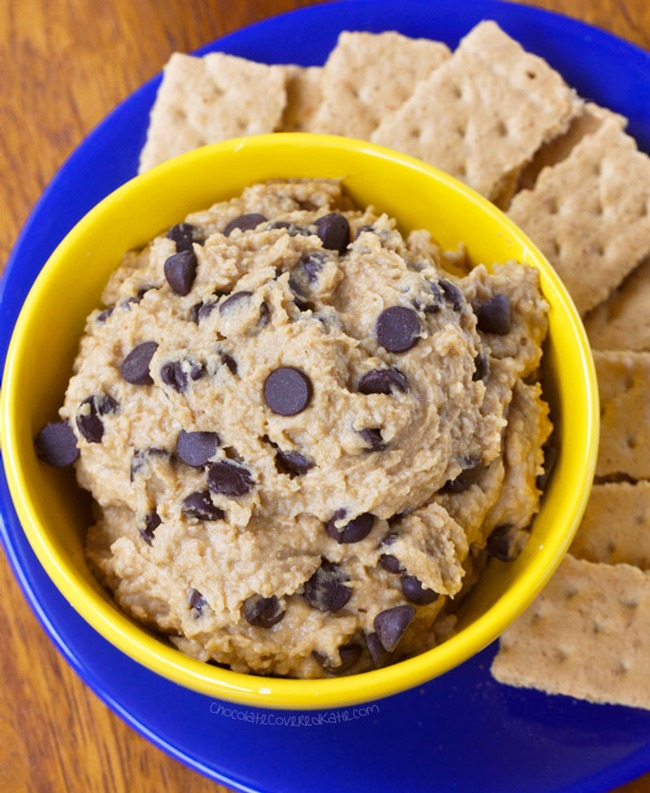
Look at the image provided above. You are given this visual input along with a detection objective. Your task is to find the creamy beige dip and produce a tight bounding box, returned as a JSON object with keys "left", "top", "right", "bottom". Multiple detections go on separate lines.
{"left": 56, "top": 180, "right": 551, "bottom": 677}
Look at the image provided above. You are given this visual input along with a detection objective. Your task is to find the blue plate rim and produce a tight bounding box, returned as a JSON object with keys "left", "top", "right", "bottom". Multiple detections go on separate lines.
{"left": 2, "top": 2, "right": 650, "bottom": 792}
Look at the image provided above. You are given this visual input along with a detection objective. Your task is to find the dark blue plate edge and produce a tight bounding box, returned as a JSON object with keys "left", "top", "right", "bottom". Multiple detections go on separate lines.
{"left": 1, "top": 1, "right": 649, "bottom": 791}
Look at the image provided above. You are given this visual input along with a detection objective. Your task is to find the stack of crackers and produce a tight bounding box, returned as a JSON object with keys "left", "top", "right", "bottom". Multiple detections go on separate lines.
{"left": 140, "top": 21, "right": 650, "bottom": 710}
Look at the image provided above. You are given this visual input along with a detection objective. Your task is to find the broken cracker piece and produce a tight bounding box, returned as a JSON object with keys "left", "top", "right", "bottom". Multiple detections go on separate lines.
{"left": 139, "top": 52, "right": 287, "bottom": 172}
{"left": 584, "top": 257, "right": 650, "bottom": 352}
{"left": 570, "top": 481, "right": 650, "bottom": 570}
{"left": 372, "top": 20, "right": 581, "bottom": 202}
{"left": 594, "top": 350, "right": 650, "bottom": 481}
{"left": 311, "top": 31, "right": 450, "bottom": 140}
{"left": 508, "top": 117, "right": 650, "bottom": 316}
{"left": 492, "top": 554, "right": 650, "bottom": 710}
{"left": 515, "top": 103, "right": 626, "bottom": 194}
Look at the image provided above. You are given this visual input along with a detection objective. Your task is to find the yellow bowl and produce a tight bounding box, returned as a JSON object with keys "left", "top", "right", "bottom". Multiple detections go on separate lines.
{"left": 1, "top": 133, "right": 598, "bottom": 710}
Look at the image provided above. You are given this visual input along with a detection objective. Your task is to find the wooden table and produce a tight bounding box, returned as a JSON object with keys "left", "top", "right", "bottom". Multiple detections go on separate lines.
{"left": 1, "top": 1, "right": 648, "bottom": 790}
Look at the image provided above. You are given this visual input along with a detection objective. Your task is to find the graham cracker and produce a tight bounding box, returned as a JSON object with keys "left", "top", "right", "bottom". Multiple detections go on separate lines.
{"left": 278, "top": 65, "right": 323, "bottom": 132}
{"left": 371, "top": 21, "right": 581, "bottom": 202}
{"left": 311, "top": 31, "right": 450, "bottom": 139}
{"left": 515, "top": 103, "right": 626, "bottom": 194}
{"left": 492, "top": 554, "right": 650, "bottom": 710}
{"left": 508, "top": 117, "right": 650, "bottom": 316}
{"left": 570, "top": 481, "right": 650, "bottom": 569}
{"left": 594, "top": 350, "right": 650, "bottom": 481}
{"left": 584, "top": 257, "right": 650, "bottom": 352}
{"left": 139, "top": 52, "right": 287, "bottom": 172}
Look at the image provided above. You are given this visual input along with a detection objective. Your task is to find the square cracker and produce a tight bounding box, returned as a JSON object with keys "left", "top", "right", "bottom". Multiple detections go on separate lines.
{"left": 594, "top": 350, "right": 650, "bottom": 480}
{"left": 311, "top": 31, "right": 450, "bottom": 139}
{"left": 139, "top": 52, "right": 287, "bottom": 172}
{"left": 277, "top": 65, "right": 323, "bottom": 132}
{"left": 508, "top": 117, "right": 650, "bottom": 316}
{"left": 491, "top": 554, "right": 650, "bottom": 710}
{"left": 570, "top": 481, "right": 650, "bottom": 569}
{"left": 371, "top": 21, "right": 581, "bottom": 202}
{"left": 584, "top": 257, "right": 650, "bottom": 352}
{"left": 516, "top": 102, "right": 626, "bottom": 194}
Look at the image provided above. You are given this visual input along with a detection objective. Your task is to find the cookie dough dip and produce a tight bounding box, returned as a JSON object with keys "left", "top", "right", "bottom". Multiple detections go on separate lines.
{"left": 36, "top": 179, "right": 552, "bottom": 678}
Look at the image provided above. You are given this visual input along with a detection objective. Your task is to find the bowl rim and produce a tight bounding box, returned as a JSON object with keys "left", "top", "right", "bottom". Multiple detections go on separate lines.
{"left": 1, "top": 133, "right": 599, "bottom": 710}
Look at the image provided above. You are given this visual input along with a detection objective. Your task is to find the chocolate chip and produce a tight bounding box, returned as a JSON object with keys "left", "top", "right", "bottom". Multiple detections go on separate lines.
{"left": 207, "top": 460, "right": 253, "bottom": 497}
{"left": 160, "top": 361, "right": 188, "bottom": 393}
{"left": 379, "top": 531, "right": 398, "bottom": 548}
{"left": 96, "top": 305, "right": 114, "bottom": 323}
{"left": 314, "top": 643, "right": 361, "bottom": 674}
{"left": 439, "top": 279, "right": 464, "bottom": 311}
{"left": 366, "top": 632, "right": 392, "bottom": 668}
{"left": 486, "top": 523, "right": 528, "bottom": 562}
{"left": 326, "top": 510, "right": 375, "bottom": 544}
{"left": 181, "top": 490, "right": 225, "bottom": 521}
{"left": 160, "top": 360, "right": 188, "bottom": 392}
{"left": 275, "top": 449, "right": 314, "bottom": 477}
{"left": 441, "top": 459, "right": 483, "bottom": 493}
{"left": 373, "top": 605, "right": 416, "bottom": 652}
{"left": 358, "top": 366, "right": 408, "bottom": 395}
{"left": 120, "top": 341, "right": 158, "bottom": 385}
{"left": 221, "top": 353, "right": 238, "bottom": 374}
{"left": 122, "top": 296, "right": 140, "bottom": 310}
{"left": 164, "top": 250, "right": 197, "bottom": 296}
{"left": 376, "top": 306, "right": 421, "bottom": 353}
{"left": 243, "top": 594, "right": 285, "bottom": 628}
{"left": 379, "top": 554, "right": 402, "bottom": 574}
{"left": 359, "top": 428, "right": 386, "bottom": 452}
{"left": 263, "top": 366, "right": 313, "bottom": 416}
{"left": 140, "top": 510, "right": 161, "bottom": 545}
{"left": 76, "top": 394, "right": 118, "bottom": 443}
{"left": 223, "top": 213, "right": 267, "bottom": 236}
{"left": 167, "top": 222, "right": 202, "bottom": 252}
{"left": 401, "top": 574, "right": 439, "bottom": 605}
{"left": 289, "top": 253, "right": 329, "bottom": 308}
{"left": 473, "top": 352, "right": 489, "bottom": 382}
{"left": 475, "top": 294, "right": 512, "bottom": 335}
{"left": 355, "top": 223, "right": 375, "bottom": 239}
{"left": 175, "top": 430, "right": 220, "bottom": 467}
{"left": 268, "top": 220, "right": 309, "bottom": 237}
{"left": 189, "top": 588, "right": 207, "bottom": 615}
{"left": 299, "top": 251, "right": 328, "bottom": 282}
{"left": 302, "top": 560, "right": 352, "bottom": 612}
{"left": 335, "top": 643, "right": 362, "bottom": 672}
{"left": 130, "top": 447, "right": 167, "bottom": 480}
{"left": 122, "top": 286, "right": 153, "bottom": 310}
{"left": 219, "top": 290, "right": 253, "bottom": 313}
{"left": 34, "top": 422, "right": 79, "bottom": 467}
{"left": 191, "top": 299, "right": 218, "bottom": 323}
{"left": 315, "top": 212, "right": 349, "bottom": 255}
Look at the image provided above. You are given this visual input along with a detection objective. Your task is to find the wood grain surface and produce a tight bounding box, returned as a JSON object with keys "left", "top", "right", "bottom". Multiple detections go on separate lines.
{"left": 1, "top": 1, "right": 649, "bottom": 791}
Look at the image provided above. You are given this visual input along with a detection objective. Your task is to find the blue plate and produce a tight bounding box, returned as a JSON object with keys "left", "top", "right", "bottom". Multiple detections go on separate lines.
{"left": 2, "top": 2, "right": 650, "bottom": 791}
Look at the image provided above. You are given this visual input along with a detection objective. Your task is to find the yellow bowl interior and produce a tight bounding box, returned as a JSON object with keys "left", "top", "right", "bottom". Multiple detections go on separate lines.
{"left": 1, "top": 134, "right": 598, "bottom": 709}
